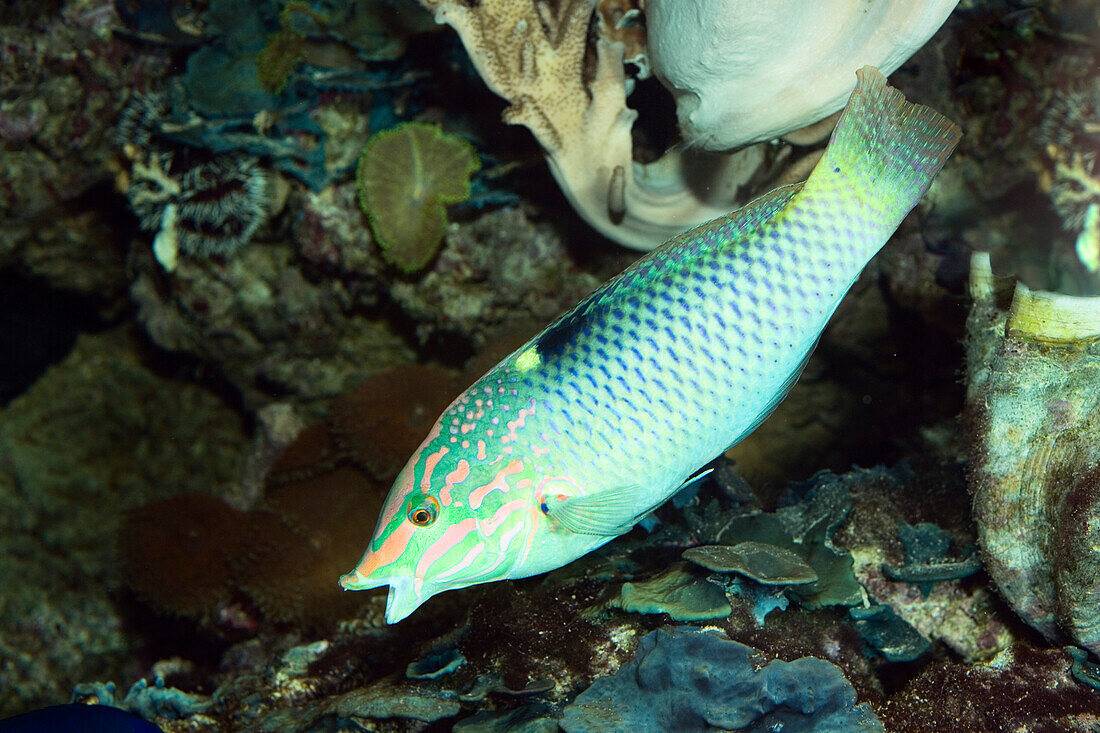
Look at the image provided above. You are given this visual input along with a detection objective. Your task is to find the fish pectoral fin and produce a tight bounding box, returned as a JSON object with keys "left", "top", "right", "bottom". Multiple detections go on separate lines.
{"left": 544, "top": 484, "right": 643, "bottom": 536}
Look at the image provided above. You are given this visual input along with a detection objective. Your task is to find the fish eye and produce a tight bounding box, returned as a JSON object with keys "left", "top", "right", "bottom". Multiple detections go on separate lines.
{"left": 408, "top": 497, "right": 439, "bottom": 527}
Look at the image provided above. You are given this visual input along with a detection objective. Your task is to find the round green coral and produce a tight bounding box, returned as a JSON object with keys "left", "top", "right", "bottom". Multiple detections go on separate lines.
{"left": 356, "top": 122, "right": 480, "bottom": 273}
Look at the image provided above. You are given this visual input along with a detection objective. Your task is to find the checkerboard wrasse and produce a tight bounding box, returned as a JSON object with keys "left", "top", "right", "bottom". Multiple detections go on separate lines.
{"left": 340, "top": 67, "right": 962, "bottom": 623}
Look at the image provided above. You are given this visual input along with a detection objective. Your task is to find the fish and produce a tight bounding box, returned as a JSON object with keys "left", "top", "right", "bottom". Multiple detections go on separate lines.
{"left": 339, "top": 66, "right": 962, "bottom": 624}
{"left": 0, "top": 704, "right": 163, "bottom": 733}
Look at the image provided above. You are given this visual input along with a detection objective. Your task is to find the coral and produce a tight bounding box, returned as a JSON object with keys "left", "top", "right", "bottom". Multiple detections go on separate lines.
{"left": 243, "top": 466, "right": 386, "bottom": 627}
{"left": 460, "top": 573, "right": 606, "bottom": 694}
{"left": 683, "top": 542, "right": 819, "bottom": 586}
{"left": 705, "top": 477, "right": 864, "bottom": 611}
{"left": 265, "top": 422, "right": 342, "bottom": 486}
{"left": 118, "top": 494, "right": 246, "bottom": 619}
{"left": 420, "top": 0, "right": 758, "bottom": 250}
{"left": 389, "top": 207, "right": 608, "bottom": 346}
{"left": 0, "top": 1, "right": 146, "bottom": 296}
{"left": 406, "top": 644, "right": 466, "bottom": 680}
{"left": 421, "top": 0, "right": 958, "bottom": 249}
{"left": 0, "top": 327, "right": 249, "bottom": 716}
{"left": 454, "top": 705, "right": 559, "bottom": 732}
{"left": 130, "top": 235, "right": 416, "bottom": 412}
{"left": 120, "top": 677, "right": 212, "bottom": 721}
{"left": 848, "top": 604, "right": 930, "bottom": 663}
{"left": 355, "top": 122, "right": 480, "bottom": 272}
{"left": 830, "top": 459, "right": 1013, "bottom": 664}
{"left": 120, "top": 458, "right": 387, "bottom": 629}
{"left": 610, "top": 564, "right": 732, "bottom": 622}
{"left": 328, "top": 365, "right": 460, "bottom": 481}
{"left": 966, "top": 253, "right": 1100, "bottom": 655}
{"left": 115, "top": 0, "right": 412, "bottom": 192}
{"left": 881, "top": 520, "right": 980, "bottom": 590}
{"left": 595, "top": 0, "right": 647, "bottom": 76}
{"left": 646, "top": 1, "right": 959, "bottom": 150}
{"left": 560, "top": 626, "right": 884, "bottom": 732}
{"left": 319, "top": 681, "right": 462, "bottom": 725}
{"left": 116, "top": 92, "right": 273, "bottom": 267}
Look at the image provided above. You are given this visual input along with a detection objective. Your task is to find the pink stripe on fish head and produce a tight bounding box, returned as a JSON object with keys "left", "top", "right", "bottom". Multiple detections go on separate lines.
{"left": 439, "top": 459, "right": 471, "bottom": 507}
{"left": 479, "top": 498, "right": 530, "bottom": 536}
{"left": 413, "top": 517, "right": 479, "bottom": 596}
{"left": 346, "top": 521, "right": 416, "bottom": 584}
{"left": 468, "top": 459, "right": 524, "bottom": 510}
{"left": 373, "top": 435, "right": 447, "bottom": 548}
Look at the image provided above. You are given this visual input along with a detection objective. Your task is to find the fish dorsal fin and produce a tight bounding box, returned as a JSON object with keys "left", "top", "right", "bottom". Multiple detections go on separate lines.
{"left": 720, "top": 182, "right": 804, "bottom": 238}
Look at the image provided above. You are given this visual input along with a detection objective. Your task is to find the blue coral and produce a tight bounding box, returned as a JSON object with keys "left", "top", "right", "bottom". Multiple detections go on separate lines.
{"left": 561, "top": 627, "right": 883, "bottom": 733}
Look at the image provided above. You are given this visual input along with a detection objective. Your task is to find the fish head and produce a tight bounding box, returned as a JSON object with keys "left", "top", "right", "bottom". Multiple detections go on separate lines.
{"left": 339, "top": 420, "right": 543, "bottom": 624}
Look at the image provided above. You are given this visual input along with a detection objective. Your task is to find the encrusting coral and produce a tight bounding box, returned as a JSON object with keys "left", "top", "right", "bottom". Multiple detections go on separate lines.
{"left": 561, "top": 626, "right": 884, "bottom": 732}
{"left": 118, "top": 494, "right": 248, "bottom": 621}
{"left": 118, "top": 365, "right": 460, "bottom": 627}
{"left": 419, "top": 0, "right": 751, "bottom": 250}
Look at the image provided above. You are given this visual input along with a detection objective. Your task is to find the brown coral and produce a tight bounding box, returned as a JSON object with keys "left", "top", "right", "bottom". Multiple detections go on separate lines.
{"left": 118, "top": 493, "right": 247, "bottom": 619}
{"left": 119, "top": 366, "right": 459, "bottom": 628}
{"left": 243, "top": 466, "right": 386, "bottom": 626}
{"left": 328, "top": 365, "right": 458, "bottom": 482}
{"left": 265, "top": 422, "right": 342, "bottom": 486}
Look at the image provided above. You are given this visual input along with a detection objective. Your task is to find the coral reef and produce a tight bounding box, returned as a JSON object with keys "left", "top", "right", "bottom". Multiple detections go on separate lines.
{"left": 389, "top": 207, "right": 609, "bottom": 346}
{"left": 0, "top": 327, "right": 249, "bottom": 717}
{"left": 560, "top": 626, "right": 884, "bottom": 732}
{"left": 118, "top": 494, "right": 249, "bottom": 621}
{"left": 418, "top": 0, "right": 753, "bottom": 249}
{"left": 356, "top": 122, "right": 480, "bottom": 272}
{"left": 116, "top": 92, "right": 274, "bottom": 267}
{"left": 129, "top": 238, "right": 416, "bottom": 412}
{"left": 966, "top": 253, "right": 1100, "bottom": 655}
{"left": 117, "top": 364, "right": 465, "bottom": 629}
{"left": 611, "top": 564, "right": 732, "bottom": 622}
{"left": 879, "top": 644, "right": 1100, "bottom": 732}
{"left": 422, "top": 0, "right": 957, "bottom": 249}
{"left": 0, "top": 0, "right": 150, "bottom": 299}
{"left": 6, "top": 0, "right": 1100, "bottom": 729}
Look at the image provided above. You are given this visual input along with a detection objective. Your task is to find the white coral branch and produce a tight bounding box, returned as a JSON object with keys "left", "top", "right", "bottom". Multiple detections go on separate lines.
{"left": 423, "top": 0, "right": 751, "bottom": 250}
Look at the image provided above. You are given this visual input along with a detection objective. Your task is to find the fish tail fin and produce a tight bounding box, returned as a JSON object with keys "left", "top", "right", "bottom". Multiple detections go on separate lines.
{"left": 813, "top": 66, "right": 962, "bottom": 218}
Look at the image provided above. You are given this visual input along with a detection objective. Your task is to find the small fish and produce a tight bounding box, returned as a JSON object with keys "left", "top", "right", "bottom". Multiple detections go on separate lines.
{"left": 0, "top": 704, "right": 163, "bottom": 733}
{"left": 340, "top": 67, "right": 962, "bottom": 623}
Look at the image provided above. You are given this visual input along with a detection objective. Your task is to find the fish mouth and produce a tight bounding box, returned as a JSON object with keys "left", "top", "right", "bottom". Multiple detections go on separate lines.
{"left": 339, "top": 570, "right": 424, "bottom": 624}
